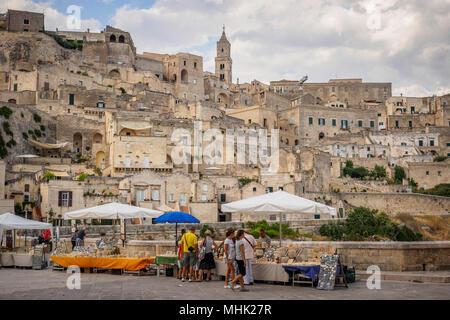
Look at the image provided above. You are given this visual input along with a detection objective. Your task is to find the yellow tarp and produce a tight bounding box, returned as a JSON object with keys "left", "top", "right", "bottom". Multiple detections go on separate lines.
{"left": 50, "top": 256, "right": 155, "bottom": 271}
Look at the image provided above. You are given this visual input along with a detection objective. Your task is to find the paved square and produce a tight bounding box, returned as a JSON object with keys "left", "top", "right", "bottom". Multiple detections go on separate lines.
{"left": 0, "top": 268, "right": 449, "bottom": 299}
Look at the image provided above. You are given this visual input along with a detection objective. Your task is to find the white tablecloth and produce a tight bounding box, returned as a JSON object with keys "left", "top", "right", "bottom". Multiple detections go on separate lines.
{"left": 13, "top": 254, "right": 33, "bottom": 267}
{"left": 1, "top": 253, "right": 14, "bottom": 266}
{"left": 215, "top": 259, "right": 289, "bottom": 283}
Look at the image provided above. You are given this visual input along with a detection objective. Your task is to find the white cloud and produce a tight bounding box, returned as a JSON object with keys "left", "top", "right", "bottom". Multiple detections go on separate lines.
{"left": 108, "top": 0, "right": 449, "bottom": 96}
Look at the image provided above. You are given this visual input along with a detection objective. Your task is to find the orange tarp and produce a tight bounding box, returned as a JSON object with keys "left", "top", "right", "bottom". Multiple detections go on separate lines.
{"left": 50, "top": 256, "right": 155, "bottom": 271}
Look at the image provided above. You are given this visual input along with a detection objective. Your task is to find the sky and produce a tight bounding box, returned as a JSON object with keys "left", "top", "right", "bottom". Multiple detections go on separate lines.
{"left": 1, "top": 0, "right": 449, "bottom": 97}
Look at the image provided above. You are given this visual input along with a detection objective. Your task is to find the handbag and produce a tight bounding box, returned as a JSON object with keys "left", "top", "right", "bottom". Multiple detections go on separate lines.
{"left": 198, "top": 246, "right": 206, "bottom": 260}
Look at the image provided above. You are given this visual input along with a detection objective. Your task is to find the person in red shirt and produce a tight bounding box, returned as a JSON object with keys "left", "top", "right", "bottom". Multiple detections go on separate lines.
{"left": 44, "top": 229, "right": 51, "bottom": 241}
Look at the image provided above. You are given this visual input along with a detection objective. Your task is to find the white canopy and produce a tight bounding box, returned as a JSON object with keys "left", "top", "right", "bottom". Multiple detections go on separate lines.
{"left": 221, "top": 191, "right": 336, "bottom": 216}
{"left": 221, "top": 191, "right": 336, "bottom": 246}
{"left": 0, "top": 213, "right": 53, "bottom": 244}
{"left": 63, "top": 202, "right": 162, "bottom": 220}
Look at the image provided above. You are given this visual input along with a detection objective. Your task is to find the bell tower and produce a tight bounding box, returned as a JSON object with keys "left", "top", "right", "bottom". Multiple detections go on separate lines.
{"left": 215, "top": 25, "right": 232, "bottom": 85}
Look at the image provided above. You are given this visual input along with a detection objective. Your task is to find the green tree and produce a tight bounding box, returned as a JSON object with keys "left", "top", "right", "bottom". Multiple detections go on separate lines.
{"left": 394, "top": 166, "right": 406, "bottom": 184}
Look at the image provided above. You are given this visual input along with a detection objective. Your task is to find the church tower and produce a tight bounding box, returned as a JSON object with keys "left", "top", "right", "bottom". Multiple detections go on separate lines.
{"left": 215, "top": 25, "right": 232, "bottom": 85}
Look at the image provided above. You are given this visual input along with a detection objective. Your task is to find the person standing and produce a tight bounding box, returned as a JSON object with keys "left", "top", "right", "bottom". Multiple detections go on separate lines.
{"left": 76, "top": 228, "right": 86, "bottom": 247}
{"left": 177, "top": 229, "right": 186, "bottom": 280}
{"left": 181, "top": 226, "right": 198, "bottom": 282}
{"left": 259, "top": 229, "right": 271, "bottom": 247}
{"left": 71, "top": 228, "right": 78, "bottom": 250}
{"left": 243, "top": 231, "right": 256, "bottom": 285}
{"left": 223, "top": 229, "right": 235, "bottom": 288}
{"left": 231, "top": 230, "right": 248, "bottom": 292}
{"left": 197, "top": 230, "right": 217, "bottom": 282}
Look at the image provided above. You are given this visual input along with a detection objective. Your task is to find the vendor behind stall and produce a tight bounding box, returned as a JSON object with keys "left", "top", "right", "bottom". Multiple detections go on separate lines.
{"left": 258, "top": 229, "right": 271, "bottom": 246}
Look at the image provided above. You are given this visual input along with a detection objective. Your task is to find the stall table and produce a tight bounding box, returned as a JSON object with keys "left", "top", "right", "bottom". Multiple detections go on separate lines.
{"left": 155, "top": 255, "right": 178, "bottom": 277}
{"left": 50, "top": 256, "right": 155, "bottom": 271}
{"left": 282, "top": 265, "right": 321, "bottom": 287}
{"left": 215, "top": 259, "right": 289, "bottom": 283}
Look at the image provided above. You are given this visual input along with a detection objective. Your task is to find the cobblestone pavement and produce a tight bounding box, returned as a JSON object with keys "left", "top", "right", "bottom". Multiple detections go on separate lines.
{"left": 0, "top": 268, "right": 449, "bottom": 300}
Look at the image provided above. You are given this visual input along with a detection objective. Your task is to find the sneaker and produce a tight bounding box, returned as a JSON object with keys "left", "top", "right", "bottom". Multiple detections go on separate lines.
{"left": 231, "top": 284, "right": 241, "bottom": 290}
{"left": 188, "top": 278, "right": 192, "bottom": 282}
{"left": 224, "top": 285, "right": 231, "bottom": 289}
{"left": 240, "top": 287, "right": 249, "bottom": 292}
{"left": 181, "top": 278, "right": 185, "bottom": 282}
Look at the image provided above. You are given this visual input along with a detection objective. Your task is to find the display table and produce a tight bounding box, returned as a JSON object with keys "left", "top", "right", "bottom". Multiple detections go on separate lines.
{"left": 13, "top": 253, "right": 34, "bottom": 267}
{"left": 1, "top": 253, "right": 14, "bottom": 267}
{"left": 50, "top": 256, "right": 155, "bottom": 271}
{"left": 155, "top": 255, "right": 178, "bottom": 277}
{"left": 155, "top": 255, "right": 178, "bottom": 265}
{"left": 215, "top": 259, "right": 289, "bottom": 283}
{"left": 282, "top": 265, "right": 321, "bottom": 287}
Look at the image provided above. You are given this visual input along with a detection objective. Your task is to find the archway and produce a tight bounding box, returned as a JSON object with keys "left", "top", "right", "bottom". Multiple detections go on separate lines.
{"left": 172, "top": 74, "right": 177, "bottom": 83}
{"left": 118, "top": 35, "right": 125, "bottom": 43}
{"left": 180, "top": 69, "right": 188, "bottom": 82}
{"left": 109, "top": 69, "right": 120, "bottom": 79}
{"left": 93, "top": 133, "right": 103, "bottom": 144}
{"left": 217, "top": 93, "right": 229, "bottom": 107}
{"left": 73, "top": 133, "right": 82, "bottom": 153}
{"left": 96, "top": 151, "right": 106, "bottom": 169}
{"left": 110, "top": 34, "right": 116, "bottom": 42}
{"left": 319, "top": 132, "right": 325, "bottom": 140}
{"left": 8, "top": 99, "right": 16, "bottom": 104}
{"left": 119, "top": 128, "right": 136, "bottom": 136}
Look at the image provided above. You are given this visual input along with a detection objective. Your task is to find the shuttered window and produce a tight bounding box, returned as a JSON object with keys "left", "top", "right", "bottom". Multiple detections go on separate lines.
{"left": 58, "top": 191, "right": 72, "bottom": 207}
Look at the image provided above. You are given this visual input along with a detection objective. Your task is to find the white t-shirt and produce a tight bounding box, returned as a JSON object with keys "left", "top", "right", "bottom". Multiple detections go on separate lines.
{"left": 243, "top": 233, "right": 256, "bottom": 259}
{"left": 224, "top": 238, "right": 235, "bottom": 259}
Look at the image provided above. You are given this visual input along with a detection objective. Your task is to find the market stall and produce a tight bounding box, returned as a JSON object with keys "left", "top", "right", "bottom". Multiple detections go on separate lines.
{"left": 0, "top": 213, "right": 53, "bottom": 268}
{"left": 214, "top": 259, "right": 289, "bottom": 283}
{"left": 221, "top": 191, "right": 336, "bottom": 245}
{"left": 153, "top": 211, "right": 200, "bottom": 276}
{"left": 49, "top": 203, "right": 162, "bottom": 272}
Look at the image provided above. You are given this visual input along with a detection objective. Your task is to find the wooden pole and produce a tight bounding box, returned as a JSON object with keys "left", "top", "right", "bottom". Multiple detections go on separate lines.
{"left": 279, "top": 214, "right": 282, "bottom": 247}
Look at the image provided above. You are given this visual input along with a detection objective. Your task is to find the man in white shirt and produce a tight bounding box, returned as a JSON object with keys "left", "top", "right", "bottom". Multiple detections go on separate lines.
{"left": 242, "top": 231, "right": 257, "bottom": 285}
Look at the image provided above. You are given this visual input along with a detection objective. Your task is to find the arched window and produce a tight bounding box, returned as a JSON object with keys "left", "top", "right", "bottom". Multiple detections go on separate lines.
{"left": 110, "top": 34, "right": 116, "bottom": 42}
{"left": 181, "top": 69, "right": 188, "bottom": 82}
{"left": 118, "top": 35, "right": 125, "bottom": 43}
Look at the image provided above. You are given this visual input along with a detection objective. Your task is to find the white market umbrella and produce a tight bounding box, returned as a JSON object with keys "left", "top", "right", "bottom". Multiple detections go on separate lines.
{"left": 63, "top": 202, "right": 162, "bottom": 245}
{"left": 63, "top": 202, "right": 162, "bottom": 220}
{"left": 221, "top": 191, "right": 336, "bottom": 245}
{"left": 0, "top": 212, "right": 53, "bottom": 247}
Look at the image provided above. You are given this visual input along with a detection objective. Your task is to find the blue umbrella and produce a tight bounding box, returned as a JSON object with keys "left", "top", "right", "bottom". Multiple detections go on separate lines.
{"left": 154, "top": 212, "right": 200, "bottom": 251}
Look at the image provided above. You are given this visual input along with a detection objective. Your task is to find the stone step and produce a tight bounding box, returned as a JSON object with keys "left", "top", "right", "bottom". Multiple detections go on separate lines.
{"left": 356, "top": 271, "right": 450, "bottom": 284}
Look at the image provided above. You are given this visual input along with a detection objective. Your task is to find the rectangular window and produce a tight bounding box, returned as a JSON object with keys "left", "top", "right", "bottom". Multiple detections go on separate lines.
{"left": 13, "top": 84, "right": 18, "bottom": 91}
{"left": 314, "top": 214, "right": 321, "bottom": 220}
{"left": 69, "top": 94, "right": 75, "bottom": 105}
{"left": 58, "top": 191, "right": 72, "bottom": 207}
{"left": 144, "top": 156, "right": 150, "bottom": 168}
{"left": 341, "top": 120, "right": 348, "bottom": 129}
{"left": 151, "top": 190, "right": 159, "bottom": 201}
{"left": 430, "top": 140, "right": 434, "bottom": 146}
{"left": 24, "top": 184, "right": 30, "bottom": 192}
{"left": 220, "top": 194, "right": 226, "bottom": 202}
{"left": 202, "top": 184, "right": 208, "bottom": 192}
{"left": 332, "top": 119, "right": 336, "bottom": 126}
{"left": 24, "top": 194, "right": 30, "bottom": 202}
{"left": 268, "top": 187, "right": 273, "bottom": 193}
{"left": 318, "top": 118, "right": 325, "bottom": 125}
{"left": 409, "top": 121, "right": 412, "bottom": 128}
{"left": 180, "top": 193, "right": 187, "bottom": 205}
{"left": 94, "top": 55, "right": 100, "bottom": 62}
{"left": 358, "top": 120, "right": 363, "bottom": 127}
{"left": 169, "top": 194, "right": 174, "bottom": 202}
{"left": 419, "top": 140, "right": 423, "bottom": 146}
{"left": 411, "top": 106, "right": 415, "bottom": 113}
{"left": 136, "top": 190, "right": 145, "bottom": 202}
{"left": 125, "top": 156, "right": 131, "bottom": 167}
{"left": 24, "top": 19, "right": 29, "bottom": 25}
{"left": 370, "top": 121, "right": 375, "bottom": 128}
{"left": 446, "top": 142, "right": 450, "bottom": 147}
{"left": 395, "top": 120, "right": 399, "bottom": 128}
{"left": 201, "top": 194, "right": 206, "bottom": 201}
{"left": 309, "top": 117, "right": 313, "bottom": 125}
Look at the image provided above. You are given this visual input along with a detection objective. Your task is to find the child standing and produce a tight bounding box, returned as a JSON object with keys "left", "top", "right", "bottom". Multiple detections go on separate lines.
{"left": 231, "top": 230, "right": 249, "bottom": 292}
